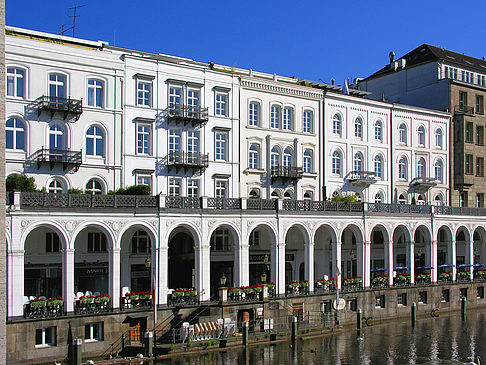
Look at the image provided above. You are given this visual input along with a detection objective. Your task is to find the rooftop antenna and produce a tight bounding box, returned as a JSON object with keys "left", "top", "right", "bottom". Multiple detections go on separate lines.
{"left": 68, "top": 4, "right": 85, "bottom": 37}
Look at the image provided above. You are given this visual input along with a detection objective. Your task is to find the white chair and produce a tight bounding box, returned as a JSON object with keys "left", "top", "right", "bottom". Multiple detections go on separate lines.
{"left": 93, "top": 291, "right": 100, "bottom": 296}
{"left": 29, "top": 296, "right": 36, "bottom": 301}
{"left": 76, "top": 292, "right": 84, "bottom": 299}
{"left": 85, "top": 291, "right": 93, "bottom": 296}
{"left": 38, "top": 296, "right": 46, "bottom": 300}
{"left": 23, "top": 296, "right": 30, "bottom": 304}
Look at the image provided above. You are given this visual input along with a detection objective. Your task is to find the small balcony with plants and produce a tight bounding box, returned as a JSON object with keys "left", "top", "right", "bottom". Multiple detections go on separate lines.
{"left": 121, "top": 292, "right": 153, "bottom": 310}
{"left": 24, "top": 297, "right": 64, "bottom": 319}
{"left": 342, "top": 277, "right": 363, "bottom": 291}
{"left": 167, "top": 288, "right": 198, "bottom": 307}
{"left": 315, "top": 278, "right": 335, "bottom": 293}
{"left": 74, "top": 294, "right": 111, "bottom": 314}
{"left": 287, "top": 280, "right": 309, "bottom": 296}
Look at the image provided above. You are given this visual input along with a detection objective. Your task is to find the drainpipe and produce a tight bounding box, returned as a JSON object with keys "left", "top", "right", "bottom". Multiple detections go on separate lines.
{"left": 390, "top": 107, "right": 394, "bottom": 203}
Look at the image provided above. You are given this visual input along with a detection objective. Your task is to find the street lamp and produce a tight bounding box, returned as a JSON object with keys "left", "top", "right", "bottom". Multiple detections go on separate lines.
{"left": 350, "top": 250, "right": 355, "bottom": 260}
{"left": 220, "top": 273, "right": 227, "bottom": 287}
{"left": 417, "top": 248, "right": 422, "bottom": 257}
{"left": 260, "top": 272, "right": 267, "bottom": 283}
{"left": 145, "top": 257, "right": 156, "bottom": 331}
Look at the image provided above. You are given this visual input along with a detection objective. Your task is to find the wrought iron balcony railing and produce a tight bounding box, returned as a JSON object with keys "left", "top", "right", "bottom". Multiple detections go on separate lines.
{"left": 36, "top": 95, "right": 83, "bottom": 121}
{"left": 32, "top": 148, "right": 82, "bottom": 171}
{"left": 347, "top": 171, "right": 377, "bottom": 186}
{"left": 411, "top": 177, "right": 437, "bottom": 191}
{"left": 167, "top": 152, "right": 209, "bottom": 173}
{"left": 270, "top": 166, "right": 303, "bottom": 182}
{"left": 165, "top": 105, "right": 209, "bottom": 126}
{"left": 454, "top": 105, "right": 475, "bottom": 115}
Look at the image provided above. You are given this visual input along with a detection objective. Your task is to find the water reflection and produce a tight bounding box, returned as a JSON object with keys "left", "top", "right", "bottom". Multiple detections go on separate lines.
{"left": 157, "top": 310, "right": 486, "bottom": 365}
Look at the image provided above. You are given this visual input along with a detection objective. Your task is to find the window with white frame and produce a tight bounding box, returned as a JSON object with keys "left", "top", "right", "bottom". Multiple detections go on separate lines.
{"left": 136, "top": 123, "right": 151, "bottom": 155}
{"left": 210, "top": 229, "right": 231, "bottom": 251}
{"left": 215, "top": 92, "right": 227, "bottom": 116}
{"left": 48, "top": 179, "right": 64, "bottom": 194}
{"left": 332, "top": 151, "right": 341, "bottom": 175}
{"left": 354, "top": 118, "right": 363, "bottom": 139}
{"left": 86, "top": 125, "right": 104, "bottom": 157}
{"left": 168, "top": 178, "right": 181, "bottom": 197}
{"left": 187, "top": 130, "right": 199, "bottom": 154}
{"left": 375, "top": 121, "right": 383, "bottom": 142}
{"left": 270, "top": 105, "right": 280, "bottom": 129}
{"left": 187, "top": 89, "right": 199, "bottom": 116}
{"left": 169, "top": 86, "right": 182, "bottom": 109}
{"left": 435, "top": 128, "right": 443, "bottom": 148}
{"left": 249, "top": 102, "right": 259, "bottom": 126}
{"left": 249, "top": 188, "right": 260, "bottom": 199}
{"left": 271, "top": 147, "right": 280, "bottom": 167}
{"left": 6, "top": 117, "right": 25, "bottom": 151}
{"left": 398, "top": 157, "right": 407, "bottom": 179}
{"left": 168, "top": 129, "right": 181, "bottom": 154}
{"left": 87, "top": 79, "right": 104, "bottom": 107}
{"left": 399, "top": 123, "right": 407, "bottom": 144}
{"left": 215, "top": 131, "right": 227, "bottom": 161}
{"left": 7, "top": 67, "right": 25, "bottom": 98}
{"left": 215, "top": 179, "right": 227, "bottom": 198}
{"left": 435, "top": 195, "right": 443, "bottom": 206}
{"left": 249, "top": 230, "right": 260, "bottom": 246}
{"left": 187, "top": 179, "right": 199, "bottom": 197}
{"left": 353, "top": 153, "right": 363, "bottom": 172}
{"left": 435, "top": 160, "right": 443, "bottom": 182}
{"left": 136, "top": 173, "right": 151, "bottom": 190}
{"left": 303, "top": 149, "right": 313, "bottom": 173}
{"left": 283, "top": 107, "right": 293, "bottom": 130}
{"left": 332, "top": 114, "right": 341, "bottom": 136}
{"left": 418, "top": 126, "right": 426, "bottom": 146}
{"left": 417, "top": 194, "right": 425, "bottom": 205}
{"left": 132, "top": 230, "right": 150, "bottom": 254}
{"left": 49, "top": 124, "right": 64, "bottom": 150}
{"left": 48, "top": 73, "right": 66, "bottom": 98}
{"left": 417, "top": 158, "right": 426, "bottom": 178}
{"left": 85, "top": 179, "right": 103, "bottom": 194}
{"left": 303, "top": 191, "right": 313, "bottom": 200}
{"left": 283, "top": 148, "right": 292, "bottom": 167}
{"left": 374, "top": 193, "right": 383, "bottom": 203}
{"left": 374, "top": 155, "right": 383, "bottom": 179}
{"left": 35, "top": 327, "right": 56, "bottom": 347}
{"left": 249, "top": 144, "right": 259, "bottom": 169}
{"left": 303, "top": 110, "right": 313, "bottom": 133}
{"left": 137, "top": 79, "right": 152, "bottom": 106}
{"left": 398, "top": 194, "right": 407, "bottom": 204}
{"left": 284, "top": 191, "right": 293, "bottom": 199}
{"left": 85, "top": 322, "right": 103, "bottom": 342}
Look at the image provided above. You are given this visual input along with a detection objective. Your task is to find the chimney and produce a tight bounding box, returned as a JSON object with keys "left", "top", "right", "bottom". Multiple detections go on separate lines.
{"left": 399, "top": 58, "right": 406, "bottom": 69}
{"left": 331, "top": 79, "right": 335, "bottom": 85}
{"left": 389, "top": 51, "right": 398, "bottom": 70}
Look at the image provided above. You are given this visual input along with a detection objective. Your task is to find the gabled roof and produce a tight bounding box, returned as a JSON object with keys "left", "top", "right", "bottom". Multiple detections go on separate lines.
{"left": 365, "top": 44, "right": 486, "bottom": 80}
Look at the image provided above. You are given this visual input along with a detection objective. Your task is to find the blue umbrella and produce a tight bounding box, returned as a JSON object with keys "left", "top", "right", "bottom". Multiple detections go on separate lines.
{"left": 473, "top": 263, "right": 484, "bottom": 268}
{"left": 438, "top": 264, "right": 455, "bottom": 268}
{"left": 394, "top": 266, "right": 408, "bottom": 270}
{"left": 371, "top": 268, "right": 385, "bottom": 272}
{"left": 457, "top": 264, "right": 472, "bottom": 268}
{"left": 416, "top": 266, "right": 434, "bottom": 270}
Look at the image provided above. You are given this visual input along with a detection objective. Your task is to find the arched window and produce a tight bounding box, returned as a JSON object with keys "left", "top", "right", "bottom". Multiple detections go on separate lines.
{"left": 374, "top": 155, "right": 383, "bottom": 179}
{"left": 270, "top": 105, "right": 280, "bottom": 129}
{"left": 7, "top": 67, "right": 25, "bottom": 98}
{"left": 248, "top": 144, "right": 259, "bottom": 169}
{"left": 398, "top": 157, "right": 407, "bottom": 179}
{"left": 374, "top": 193, "right": 383, "bottom": 203}
{"left": 85, "top": 179, "right": 103, "bottom": 194}
{"left": 418, "top": 126, "right": 426, "bottom": 146}
{"left": 87, "top": 79, "right": 104, "bottom": 108}
{"left": 332, "top": 114, "right": 341, "bottom": 136}
{"left": 417, "top": 158, "right": 426, "bottom": 178}
{"left": 6, "top": 117, "right": 25, "bottom": 151}
{"left": 303, "top": 191, "right": 313, "bottom": 200}
{"left": 49, "top": 125, "right": 64, "bottom": 150}
{"left": 283, "top": 191, "right": 292, "bottom": 199}
{"left": 86, "top": 125, "right": 104, "bottom": 157}
{"left": 283, "top": 107, "right": 293, "bottom": 130}
{"left": 271, "top": 147, "right": 280, "bottom": 168}
{"left": 434, "top": 194, "right": 443, "bottom": 206}
{"left": 48, "top": 179, "right": 64, "bottom": 194}
{"left": 399, "top": 123, "right": 407, "bottom": 144}
{"left": 249, "top": 102, "right": 259, "bottom": 126}
{"left": 434, "top": 160, "right": 443, "bottom": 182}
{"left": 303, "top": 110, "right": 313, "bottom": 133}
{"left": 398, "top": 194, "right": 406, "bottom": 204}
{"left": 375, "top": 121, "right": 383, "bottom": 142}
{"left": 354, "top": 118, "right": 363, "bottom": 139}
{"left": 283, "top": 148, "right": 292, "bottom": 167}
{"left": 271, "top": 190, "right": 280, "bottom": 198}
{"left": 353, "top": 153, "right": 363, "bottom": 172}
{"left": 435, "top": 128, "right": 443, "bottom": 148}
{"left": 303, "top": 149, "right": 312, "bottom": 173}
{"left": 417, "top": 194, "right": 425, "bottom": 205}
{"left": 332, "top": 151, "right": 341, "bottom": 175}
{"left": 249, "top": 188, "right": 260, "bottom": 198}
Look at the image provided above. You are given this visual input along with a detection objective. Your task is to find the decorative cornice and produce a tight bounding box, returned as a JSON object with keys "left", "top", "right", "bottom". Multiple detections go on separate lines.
{"left": 240, "top": 79, "right": 323, "bottom": 100}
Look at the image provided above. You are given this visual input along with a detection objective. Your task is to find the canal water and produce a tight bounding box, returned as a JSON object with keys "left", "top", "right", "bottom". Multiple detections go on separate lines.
{"left": 157, "top": 309, "right": 486, "bottom": 364}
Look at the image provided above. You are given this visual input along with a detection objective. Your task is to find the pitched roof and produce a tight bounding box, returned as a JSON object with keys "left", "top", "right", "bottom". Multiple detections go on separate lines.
{"left": 365, "top": 44, "right": 486, "bottom": 80}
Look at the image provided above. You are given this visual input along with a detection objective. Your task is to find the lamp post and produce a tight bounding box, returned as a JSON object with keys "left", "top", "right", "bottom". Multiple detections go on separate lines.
{"left": 145, "top": 257, "right": 156, "bottom": 331}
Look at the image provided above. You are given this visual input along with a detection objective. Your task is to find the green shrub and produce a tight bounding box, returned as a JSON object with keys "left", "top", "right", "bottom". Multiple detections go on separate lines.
{"left": 67, "top": 188, "right": 84, "bottom": 194}
{"left": 6, "top": 174, "right": 36, "bottom": 192}
{"left": 110, "top": 185, "right": 150, "bottom": 195}
{"left": 331, "top": 194, "right": 358, "bottom": 202}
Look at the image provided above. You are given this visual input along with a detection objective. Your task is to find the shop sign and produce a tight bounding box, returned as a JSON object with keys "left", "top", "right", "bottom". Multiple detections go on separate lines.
{"left": 77, "top": 267, "right": 108, "bottom": 276}
{"left": 249, "top": 254, "right": 294, "bottom": 262}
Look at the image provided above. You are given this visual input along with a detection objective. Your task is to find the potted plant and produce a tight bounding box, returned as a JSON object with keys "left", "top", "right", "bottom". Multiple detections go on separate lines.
{"left": 267, "top": 282, "right": 275, "bottom": 290}
{"left": 30, "top": 298, "right": 47, "bottom": 309}
{"left": 289, "top": 281, "right": 299, "bottom": 289}
{"left": 80, "top": 295, "right": 94, "bottom": 304}
{"left": 47, "top": 297, "right": 64, "bottom": 307}
{"left": 299, "top": 280, "right": 309, "bottom": 287}
{"left": 95, "top": 294, "right": 110, "bottom": 304}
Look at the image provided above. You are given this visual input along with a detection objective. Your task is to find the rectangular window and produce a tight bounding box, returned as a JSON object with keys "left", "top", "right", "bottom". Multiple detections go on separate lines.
{"left": 187, "top": 179, "right": 199, "bottom": 197}
{"left": 137, "top": 80, "right": 152, "bottom": 106}
{"left": 476, "top": 95, "right": 484, "bottom": 114}
{"left": 168, "top": 129, "right": 180, "bottom": 154}
{"left": 215, "top": 92, "right": 227, "bottom": 116}
{"left": 441, "top": 289, "right": 450, "bottom": 302}
{"left": 460, "top": 288, "right": 468, "bottom": 299}
{"left": 466, "top": 122, "right": 474, "bottom": 142}
{"left": 477, "top": 193, "right": 484, "bottom": 208}
{"left": 459, "top": 91, "right": 468, "bottom": 110}
{"left": 460, "top": 192, "right": 468, "bottom": 207}
{"left": 88, "top": 232, "right": 107, "bottom": 252}
{"left": 347, "top": 298, "right": 357, "bottom": 311}
{"left": 48, "top": 73, "right": 66, "bottom": 98}
{"left": 477, "top": 126, "right": 484, "bottom": 145}
{"left": 375, "top": 295, "right": 385, "bottom": 308}
{"left": 168, "top": 178, "right": 181, "bottom": 197}
{"left": 136, "top": 174, "right": 151, "bottom": 191}
{"left": 168, "top": 86, "right": 182, "bottom": 109}
{"left": 46, "top": 232, "right": 60, "bottom": 253}
{"left": 476, "top": 157, "right": 484, "bottom": 177}
{"left": 248, "top": 102, "right": 259, "bottom": 126}
{"left": 136, "top": 124, "right": 151, "bottom": 155}
{"left": 7, "top": 67, "right": 25, "bottom": 98}
{"left": 249, "top": 230, "right": 260, "bottom": 247}
{"left": 462, "top": 71, "right": 466, "bottom": 82}
{"left": 87, "top": 79, "right": 104, "bottom": 107}
{"left": 418, "top": 291, "right": 428, "bottom": 304}
{"left": 477, "top": 286, "right": 484, "bottom": 299}
{"left": 466, "top": 154, "right": 474, "bottom": 174}
{"left": 303, "top": 110, "right": 312, "bottom": 133}
{"left": 187, "top": 131, "right": 199, "bottom": 154}
{"left": 210, "top": 229, "right": 230, "bottom": 251}
{"left": 215, "top": 179, "right": 227, "bottom": 198}
{"left": 35, "top": 327, "right": 56, "bottom": 347}
{"left": 397, "top": 293, "right": 407, "bottom": 306}
{"left": 283, "top": 107, "right": 292, "bottom": 130}
{"left": 215, "top": 131, "right": 227, "bottom": 161}
{"left": 85, "top": 322, "right": 103, "bottom": 342}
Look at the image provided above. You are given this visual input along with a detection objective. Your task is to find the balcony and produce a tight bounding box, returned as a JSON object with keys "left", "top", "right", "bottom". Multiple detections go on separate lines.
{"left": 270, "top": 166, "right": 303, "bottom": 184}
{"left": 165, "top": 105, "right": 209, "bottom": 127}
{"left": 167, "top": 152, "right": 209, "bottom": 174}
{"left": 32, "top": 148, "right": 82, "bottom": 171}
{"left": 411, "top": 177, "right": 437, "bottom": 191}
{"left": 454, "top": 105, "right": 475, "bottom": 116}
{"left": 36, "top": 95, "right": 83, "bottom": 121}
{"left": 347, "top": 171, "right": 377, "bottom": 187}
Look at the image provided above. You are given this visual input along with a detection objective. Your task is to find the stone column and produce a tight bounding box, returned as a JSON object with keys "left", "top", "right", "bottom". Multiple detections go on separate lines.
{"left": 235, "top": 242, "right": 249, "bottom": 287}
{"left": 8, "top": 250, "right": 24, "bottom": 317}
{"left": 196, "top": 243, "right": 210, "bottom": 301}
{"left": 467, "top": 237, "right": 474, "bottom": 280}
{"left": 385, "top": 240, "right": 394, "bottom": 287}
{"left": 109, "top": 247, "right": 121, "bottom": 309}
{"left": 273, "top": 242, "right": 286, "bottom": 295}
{"left": 450, "top": 239, "right": 457, "bottom": 281}
{"left": 362, "top": 241, "right": 371, "bottom": 288}
{"left": 305, "top": 241, "right": 314, "bottom": 292}
{"left": 62, "top": 248, "right": 75, "bottom": 313}
{"left": 158, "top": 246, "right": 168, "bottom": 305}
{"left": 333, "top": 240, "right": 342, "bottom": 290}
{"left": 408, "top": 241, "right": 415, "bottom": 285}
{"left": 430, "top": 240, "right": 438, "bottom": 283}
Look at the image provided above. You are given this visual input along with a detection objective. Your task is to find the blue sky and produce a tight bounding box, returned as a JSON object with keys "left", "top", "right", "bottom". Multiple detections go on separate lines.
{"left": 7, "top": 1, "right": 486, "bottom": 86}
